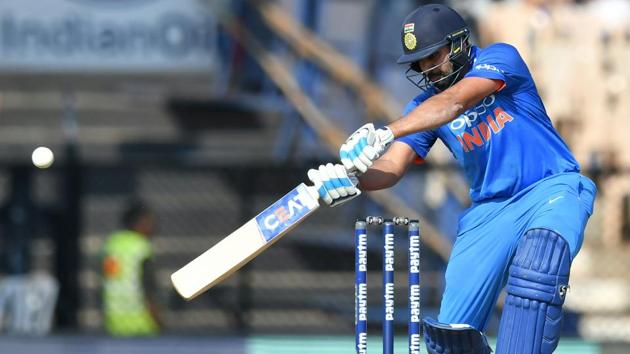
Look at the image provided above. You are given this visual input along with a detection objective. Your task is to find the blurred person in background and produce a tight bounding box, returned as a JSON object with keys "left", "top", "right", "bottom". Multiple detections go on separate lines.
{"left": 308, "top": 3, "right": 596, "bottom": 354}
{"left": 0, "top": 167, "right": 36, "bottom": 275}
{"left": 587, "top": 0, "right": 630, "bottom": 32}
{"left": 101, "top": 201, "right": 160, "bottom": 336}
{"left": 477, "top": 0, "right": 559, "bottom": 62}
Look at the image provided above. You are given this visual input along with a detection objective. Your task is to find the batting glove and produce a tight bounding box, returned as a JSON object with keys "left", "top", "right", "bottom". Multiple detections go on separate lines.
{"left": 307, "top": 163, "right": 361, "bottom": 207}
{"left": 339, "top": 123, "right": 394, "bottom": 173}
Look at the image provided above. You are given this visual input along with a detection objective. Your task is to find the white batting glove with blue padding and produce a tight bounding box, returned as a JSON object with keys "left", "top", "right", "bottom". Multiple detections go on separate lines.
{"left": 339, "top": 123, "right": 395, "bottom": 173}
{"left": 307, "top": 163, "right": 361, "bottom": 207}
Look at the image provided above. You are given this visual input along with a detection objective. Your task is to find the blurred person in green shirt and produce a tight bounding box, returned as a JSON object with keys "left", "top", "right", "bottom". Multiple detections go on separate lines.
{"left": 101, "top": 201, "right": 160, "bottom": 336}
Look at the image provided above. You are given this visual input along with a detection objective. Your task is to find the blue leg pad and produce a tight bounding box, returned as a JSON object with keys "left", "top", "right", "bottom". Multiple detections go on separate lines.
{"left": 496, "top": 229, "right": 572, "bottom": 354}
{"left": 423, "top": 317, "right": 492, "bottom": 354}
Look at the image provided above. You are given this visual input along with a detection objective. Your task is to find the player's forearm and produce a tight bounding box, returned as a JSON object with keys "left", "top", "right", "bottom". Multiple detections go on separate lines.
{"left": 386, "top": 77, "right": 500, "bottom": 138}
{"left": 388, "top": 90, "right": 465, "bottom": 138}
{"left": 358, "top": 158, "right": 406, "bottom": 191}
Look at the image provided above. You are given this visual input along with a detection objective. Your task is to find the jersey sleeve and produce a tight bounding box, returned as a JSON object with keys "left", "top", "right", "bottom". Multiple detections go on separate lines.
{"left": 397, "top": 131, "right": 437, "bottom": 160}
{"left": 464, "top": 43, "right": 531, "bottom": 92}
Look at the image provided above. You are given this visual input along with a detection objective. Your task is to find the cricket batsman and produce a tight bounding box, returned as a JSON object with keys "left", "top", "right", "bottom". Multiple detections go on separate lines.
{"left": 307, "top": 4, "right": 596, "bottom": 353}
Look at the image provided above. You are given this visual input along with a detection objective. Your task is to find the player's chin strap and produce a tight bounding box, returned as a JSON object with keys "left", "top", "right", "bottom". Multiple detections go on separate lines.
{"left": 406, "top": 30, "right": 472, "bottom": 92}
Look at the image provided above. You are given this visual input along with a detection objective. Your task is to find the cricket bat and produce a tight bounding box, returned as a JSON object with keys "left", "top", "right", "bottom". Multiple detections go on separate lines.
{"left": 171, "top": 183, "right": 322, "bottom": 300}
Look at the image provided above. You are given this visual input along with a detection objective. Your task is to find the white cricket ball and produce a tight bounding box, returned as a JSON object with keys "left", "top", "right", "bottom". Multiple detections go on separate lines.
{"left": 31, "top": 146, "right": 55, "bottom": 169}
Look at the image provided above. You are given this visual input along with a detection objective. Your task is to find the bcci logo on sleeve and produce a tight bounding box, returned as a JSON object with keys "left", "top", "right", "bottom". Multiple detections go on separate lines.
{"left": 255, "top": 184, "right": 318, "bottom": 242}
{"left": 449, "top": 95, "right": 515, "bottom": 153}
{"left": 474, "top": 63, "right": 503, "bottom": 74}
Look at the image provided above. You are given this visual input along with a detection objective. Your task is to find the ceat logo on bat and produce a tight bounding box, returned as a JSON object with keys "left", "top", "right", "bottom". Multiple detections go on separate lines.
{"left": 255, "top": 184, "right": 318, "bottom": 242}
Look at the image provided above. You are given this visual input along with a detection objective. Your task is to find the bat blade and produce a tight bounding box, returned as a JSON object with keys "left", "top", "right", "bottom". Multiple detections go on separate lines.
{"left": 171, "top": 183, "right": 319, "bottom": 300}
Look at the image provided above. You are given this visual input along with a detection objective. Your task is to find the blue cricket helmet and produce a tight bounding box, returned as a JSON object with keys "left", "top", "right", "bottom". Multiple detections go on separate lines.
{"left": 397, "top": 4, "right": 472, "bottom": 91}
{"left": 397, "top": 4, "right": 469, "bottom": 64}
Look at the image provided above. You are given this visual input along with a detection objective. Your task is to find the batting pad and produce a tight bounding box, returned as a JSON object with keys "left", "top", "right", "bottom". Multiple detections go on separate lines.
{"left": 496, "top": 228, "right": 571, "bottom": 354}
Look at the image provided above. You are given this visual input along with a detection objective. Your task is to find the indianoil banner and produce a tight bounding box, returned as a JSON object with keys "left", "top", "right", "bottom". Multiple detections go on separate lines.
{"left": 0, "top": 0, "right": 218, "bottom": 73}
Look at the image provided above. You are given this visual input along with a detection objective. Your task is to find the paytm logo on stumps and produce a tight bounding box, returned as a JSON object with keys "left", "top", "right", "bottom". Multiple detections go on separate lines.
{"left": 255, "top": 184, "right": 318, "bottom": 242}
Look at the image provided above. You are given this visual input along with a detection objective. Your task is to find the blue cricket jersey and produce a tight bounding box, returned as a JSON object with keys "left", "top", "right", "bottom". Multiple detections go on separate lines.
{"left": 398, "top": 44, "right": 580, "bottom": 202}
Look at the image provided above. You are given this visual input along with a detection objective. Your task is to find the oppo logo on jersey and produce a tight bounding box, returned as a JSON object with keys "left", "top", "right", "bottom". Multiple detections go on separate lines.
{"left": 450, "top": 95, "right": 497, "bottom": 130}
{"left": 449, "top": 94, "right": 515, "bottom": 153}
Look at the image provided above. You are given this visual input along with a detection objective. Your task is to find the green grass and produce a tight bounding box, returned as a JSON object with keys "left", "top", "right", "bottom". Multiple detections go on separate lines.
{"left": 247, "top": 335, "right": 601, "bottom": 354}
